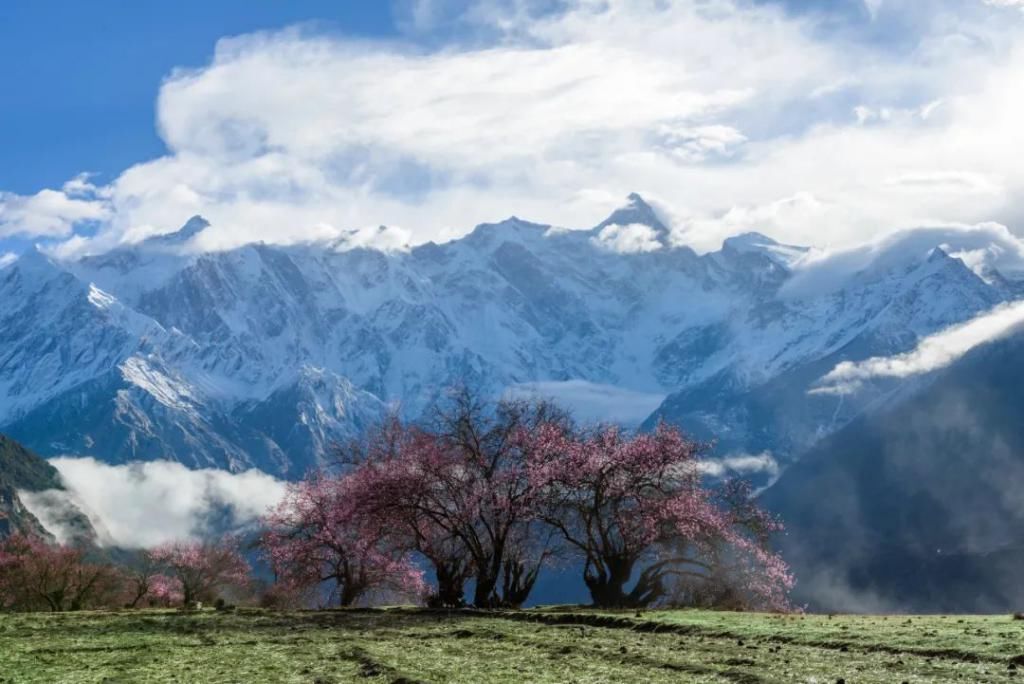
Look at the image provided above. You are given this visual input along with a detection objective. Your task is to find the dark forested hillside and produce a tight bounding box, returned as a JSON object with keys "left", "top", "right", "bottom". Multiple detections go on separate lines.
{"left": 0, "top": 434, "right": 63, "bottom": 491}
{"left": 763, "top": 326, "right": 1024, "bottom": 612}
{"left": 0, "top": 434, "right": 62, "bottom": 539}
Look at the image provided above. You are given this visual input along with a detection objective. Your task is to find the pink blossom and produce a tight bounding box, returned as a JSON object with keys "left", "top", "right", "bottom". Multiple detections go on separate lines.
{"left": 259, "top": 471, "right": 425, "bottom": 607}
{"left": 521, "top": 421, "right": 794, "bottom": 610}
{"left": 148, "top": 536, "right": 251, "bottom": 606}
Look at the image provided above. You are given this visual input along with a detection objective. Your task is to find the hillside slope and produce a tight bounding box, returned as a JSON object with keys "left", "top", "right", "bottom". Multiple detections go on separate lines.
{"left": 0, "top": 434, "right": 95, "bottom": 544}
{"left": 763, "top": 326, "right": 1024, "bottom": 612}
{"left": 0, "top": 435, "right": 60, "bottom": 539}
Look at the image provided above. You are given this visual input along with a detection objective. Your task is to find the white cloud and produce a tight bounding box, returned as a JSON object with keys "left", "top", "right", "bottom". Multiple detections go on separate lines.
{"left": 0, "top": 176, "right": 109, "bottom": 239}
{"left": 673, "top": 192, "right": 828, "bottom": 253}
{"left": 5, "top": 0, "right": 1024, "bottom": 256}
{"left": 20, "top": 457, "right": 287, "bottom": 548}
{"left": 0, "top": 252, "right": 15, "bottom": 269}
{"left": 812, "top": 300, "right": 1024, "bottom": 394}
{"left": 698, "top": 452, "right": 780, "bottom": 479}
{"left": 505, "top": 380, "right": 665, "bottom": 426}
{"left": 592, "top": 223, "right": 662, "bottom": 254}
{"left": 655, "top": 123, "right": 747, "bottom": 163}
{"left": 782, "top": 222, "right": 1024, "bottom": 299}
{"left": 884, "top": 171, "right": 1001, "bottom": 195}
{"left": 854, "top": 100, "right": 945, "bottom": 126}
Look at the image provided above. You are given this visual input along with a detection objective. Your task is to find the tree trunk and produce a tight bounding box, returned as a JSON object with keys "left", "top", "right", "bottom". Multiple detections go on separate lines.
{"left": 585, "top": 556, "right": 640, "bottom": 608}
{"left": 500, "top": 558, "right": 540, "bottom": 608}
{"left": 44, "top": 593, "right": 62, "bottom": 612}
{"left": 338, "top": 575, "right": 364, "bottom": 607}
{"left": 128, "top": 587, "right": 146, "bottom": 609}
{"left": 472, "top": 569, "right": 499, "bottom": 608}
{"left": 429, "top": 564, "right": 467, "bottom": 608}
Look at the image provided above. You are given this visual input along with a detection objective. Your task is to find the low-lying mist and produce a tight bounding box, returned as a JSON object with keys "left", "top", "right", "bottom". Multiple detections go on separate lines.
{"left": 20, "top": 457, "right": 287, "bottom": 548}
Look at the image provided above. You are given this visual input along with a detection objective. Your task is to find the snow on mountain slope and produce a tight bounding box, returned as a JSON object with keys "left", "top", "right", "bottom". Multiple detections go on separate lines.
{"left": 0, "top": 249, "right": 179, "bottom": 422}
{"left": 2, "top": 194, "right": 1022, "bottom": 475}
{"left": 647, "top": 245, "right": 1007, "bottom": 466}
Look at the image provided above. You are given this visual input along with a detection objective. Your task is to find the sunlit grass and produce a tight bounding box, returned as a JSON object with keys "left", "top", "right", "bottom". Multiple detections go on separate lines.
{"left": 1, "top": 607, "right": 1022, "bottom": 683}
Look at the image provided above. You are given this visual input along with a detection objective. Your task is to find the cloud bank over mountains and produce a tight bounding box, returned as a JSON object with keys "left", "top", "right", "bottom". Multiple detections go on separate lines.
{"left": 814, "top": 300, "right": 1024, "bottom": 394}
{"left": 1, "top": 0, "right": 1023, "bottom": 257}
{"left": 20, "top": 458, "right": 287, "bottom": 548}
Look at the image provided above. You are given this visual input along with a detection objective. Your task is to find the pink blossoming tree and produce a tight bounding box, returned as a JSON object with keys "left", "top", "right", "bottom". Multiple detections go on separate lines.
{"left": 345, "top": 394, "right": 565, "bottom": 608}
{"left": 0, "top": 534, "right": 122, "bottom": 611}
{"left": 148, "top": 536, "right": 251, "bottom": 607}
{"left": 121, "top": 551, "right": 185, "bottom": 608}
{"left": 259, "top": 472, "right": 425, "bottom": 607}
{"left": 338, "top": 416, "right": 475, "bottom": 607}
{"left": 251, "top": 392, "right": 794, "bottom": 612}
{"left": 522, "top": 422, "right": 794, "bottom": 610}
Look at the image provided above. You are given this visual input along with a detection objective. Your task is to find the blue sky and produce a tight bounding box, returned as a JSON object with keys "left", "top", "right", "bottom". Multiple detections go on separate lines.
{"left": 0, "top": 0, "right": 878, "bottom": 195}
{"left": 0, "top": 2, "right": 397, "bottom": 194}
{"left": 2, "top": 0, "right": 1023, "bottom": 261}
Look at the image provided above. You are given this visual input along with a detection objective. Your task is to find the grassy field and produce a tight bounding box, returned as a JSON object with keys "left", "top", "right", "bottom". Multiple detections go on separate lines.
{"left": 2, "top": 607, "right": 1023, "bottom": 683}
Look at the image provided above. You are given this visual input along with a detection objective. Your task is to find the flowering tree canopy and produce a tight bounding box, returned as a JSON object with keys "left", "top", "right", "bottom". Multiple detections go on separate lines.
{"left": 344, "top": 393, "right": 566, "bottom": 608}
{"left": 0, "top": 534, "right": 121, "bottom": 611}
{"left": 522, "top": 422, "right": 794, "bottom": 610}
{"left": 339, "top": 416, "right": 475, "bottom": 607}
{"left": 260, "top": 472, "right": 425, "bottom": 607}
{"left": 120, "top": 551, "right": 184, "bottom": 608}
{"left": 148, "top": 536, "right": 250, "bottom": 606}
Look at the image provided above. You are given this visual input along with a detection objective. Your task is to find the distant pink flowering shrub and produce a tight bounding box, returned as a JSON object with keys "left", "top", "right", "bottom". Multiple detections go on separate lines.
{"left": 0, "top": 534, "right": 122, "bottom": 611}
{"left": 148, "top": 536, "right": 251, "bottom": 606}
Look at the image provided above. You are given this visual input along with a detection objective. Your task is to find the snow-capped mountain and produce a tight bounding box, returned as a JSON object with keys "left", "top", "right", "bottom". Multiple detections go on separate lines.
{"left": 2, "top": 194, "right": 1021, "bottom": 477}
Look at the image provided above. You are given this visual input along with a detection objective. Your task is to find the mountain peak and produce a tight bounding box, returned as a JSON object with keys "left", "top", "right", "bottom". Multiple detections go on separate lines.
{"left": 9, "top": 246, "right": 62, "bottom": 278}
{"left": 719, "top": 231, "right": 807, "bottom": 269}
{"left": 594, "top": 193, "right": 669, "bottom": 236}
{"left": 722, "top": 232, "right": 780, "bottom": 251}
{"left": 145, "top": 215, "right": 209, "bottom": 246}
{"left": 927, "top": 245, "right": 952, "bottom": 263}
{"left": 463, "top": 216, "right": 549, "bottom": 245}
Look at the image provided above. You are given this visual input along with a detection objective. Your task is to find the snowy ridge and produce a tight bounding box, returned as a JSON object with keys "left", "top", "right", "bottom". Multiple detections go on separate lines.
{"left": 2, "top": 195, "right": 1022, "bottom": 475}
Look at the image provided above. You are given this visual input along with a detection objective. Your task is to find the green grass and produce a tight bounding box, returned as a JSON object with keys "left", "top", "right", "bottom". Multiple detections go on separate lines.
{"left": 2, "top": 607, "right": 1023, "bottom": 683}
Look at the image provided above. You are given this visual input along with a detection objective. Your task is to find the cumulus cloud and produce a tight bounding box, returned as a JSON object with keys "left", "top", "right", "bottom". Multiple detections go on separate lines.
{"left": 0, "top": 174, "right": 109, "bottom": 239}
{"left": 592, "top": 223, "right": 662, "bottom": 254}
{"left": 505, "top": 380, "right": 665, "bottom": 426}
{"left": 4, "top": 0, "right": 1024, "bottom": 256}
{"left": 20, "top": 457, "right": 287, "bottom": 548}
{"left": 673, "top": 192, "right": 828, "bottom": 253}
{"left": 812, "top": 300, "right": 1024, "bottom": 394}
{"left": 698, "top": 452, "right": 780, "bottom": 479}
